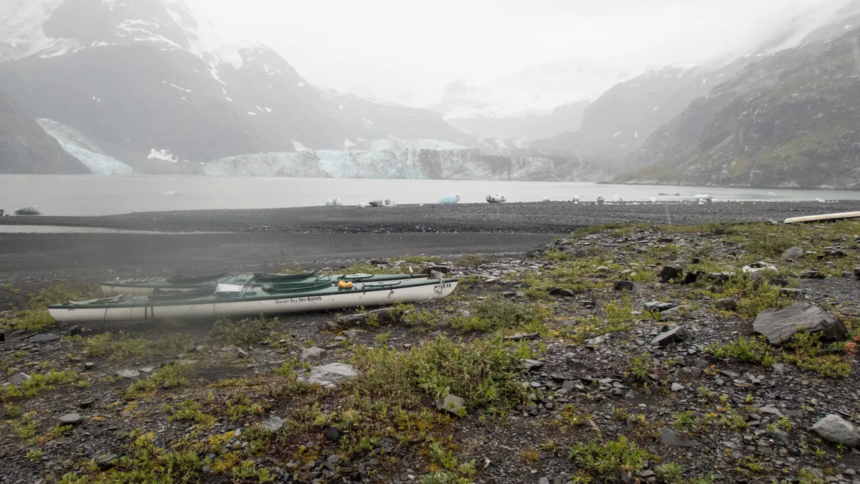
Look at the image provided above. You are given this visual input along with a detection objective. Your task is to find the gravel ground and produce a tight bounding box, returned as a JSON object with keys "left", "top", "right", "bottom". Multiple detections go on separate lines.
{"left": 1, "top": 200, "right": 858, "bottom": 234}
{"left": 2, "top": 204, "right": 860, "bottom": 483}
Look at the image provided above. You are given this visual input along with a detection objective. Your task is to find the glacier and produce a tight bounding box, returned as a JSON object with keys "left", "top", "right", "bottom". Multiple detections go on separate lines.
{"left": 38, "top": 119, "right": 134, "bottom": 175}
{"left": 204, "top": 139, "right": 610, "bottom": 182}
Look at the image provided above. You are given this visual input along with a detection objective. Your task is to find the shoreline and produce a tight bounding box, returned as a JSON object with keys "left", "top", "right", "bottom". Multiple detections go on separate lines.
{"left": 1, "top": 200, "right": 858, "bottom": 235}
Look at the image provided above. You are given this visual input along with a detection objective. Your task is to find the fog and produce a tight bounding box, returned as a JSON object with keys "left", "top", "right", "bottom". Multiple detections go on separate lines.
{"left": 193, "top": 0, "right": 856, "bottom": 107}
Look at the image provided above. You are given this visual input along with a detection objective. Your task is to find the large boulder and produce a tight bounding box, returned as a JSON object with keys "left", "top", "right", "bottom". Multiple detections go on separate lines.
{"left": 812, "top": 415, "right": 860, "bottom": 447}
{"left": 660, "top": 266, "right": 683, "bottom": 283}
{"left": 651, "top": 327, "right": 692, "bottom": 346}
{"left": 753, "top": 303, "right": 847, "bottom": 345}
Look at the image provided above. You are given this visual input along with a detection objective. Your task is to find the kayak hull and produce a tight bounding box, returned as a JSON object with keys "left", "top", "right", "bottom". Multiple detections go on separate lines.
{"left": 51, "top": 280, "right": 458, "bottom": 323}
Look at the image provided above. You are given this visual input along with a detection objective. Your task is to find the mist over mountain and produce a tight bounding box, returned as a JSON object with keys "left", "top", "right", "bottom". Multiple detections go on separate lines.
{"left": 1, "top": 0, "right": 859, "bottom": 188}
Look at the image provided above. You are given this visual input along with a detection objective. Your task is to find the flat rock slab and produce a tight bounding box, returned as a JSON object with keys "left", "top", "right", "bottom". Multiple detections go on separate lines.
{"left": 28, "top": 333, "right": 60, "bottom": 343}
{"left": 644, "top": 301, "right": 677, "bottom": 312}
{"left": 307, "top": 363, "right": 357, "bottom": 387}
{"left": 812, "top": 415, "right": 860, "bottom": 447}
{"left": 342, "top": 329, "right": 366, "bottom": 339}
{"left": 660, "top": 428, "right": 699, "bottom": 447}
{"left": 753, "top": 303, "right": 847, "bottom": 345}
{"left": 782, "top": 247, "right": 805, "bottom": 259}
{"left": 504, "top": 333, "right": 539, "bottom": 342}
{"left": 437, "top": 394, "right": 466, "bottom": 416}
{"left": 116, "top": 369, "right": 140, "bottom": 379}
{"left": 59, "top": 413, "right": 83, "bottom": 425}
{"left": 651, "top": 327, "right": 692, "bottom": 346}
{"left": 10, "top": 373, "right": 30, "bottom": 385}
{"left": 300, "top": 347, "right": 324, "bottom": 362}
{"left": 261, "top": 416, "right": 284, "bottom": 432}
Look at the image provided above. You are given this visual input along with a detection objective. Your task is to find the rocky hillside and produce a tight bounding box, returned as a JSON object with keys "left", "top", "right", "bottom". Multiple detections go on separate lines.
{"left": 535, "top": 2, "right": 860, "bottom": 166}
{"left": 531, "top": 65, "right": 728, "bottom": 158}
{"left": 0, "top": 90, "right": 88, "bottom": 174}
{"left": 620, "top": 28, "right": 860, "bottom": 188}
{"left": 0, "top": 0, "right": 459, "bottom": 174}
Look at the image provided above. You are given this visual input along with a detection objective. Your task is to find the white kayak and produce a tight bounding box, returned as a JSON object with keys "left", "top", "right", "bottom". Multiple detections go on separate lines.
{"left": 49, "top": 278, "right": 458, "bottom": 323}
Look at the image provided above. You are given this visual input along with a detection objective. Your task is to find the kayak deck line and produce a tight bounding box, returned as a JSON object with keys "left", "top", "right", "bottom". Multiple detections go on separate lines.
{"left": 100, "top": 272, "right": 432, "bottom": 296}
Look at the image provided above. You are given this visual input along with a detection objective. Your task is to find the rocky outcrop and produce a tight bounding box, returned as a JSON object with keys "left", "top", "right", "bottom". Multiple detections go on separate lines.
{"left": 0, "top": 90, "right": 89, "bottom": 174}
{"left": 753, "top": 303, "right": 847, "bottom": 345}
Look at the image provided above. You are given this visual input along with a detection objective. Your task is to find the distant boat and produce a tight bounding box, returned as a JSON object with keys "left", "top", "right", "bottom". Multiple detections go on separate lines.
{"left": 14, "top": 206, "right": 41, "bottom": 216}
{"left": 438, "top": 195, "right": 460, "bottom": 204}
{"left": 486, "top": 194, "right": 506, "bottom": 203}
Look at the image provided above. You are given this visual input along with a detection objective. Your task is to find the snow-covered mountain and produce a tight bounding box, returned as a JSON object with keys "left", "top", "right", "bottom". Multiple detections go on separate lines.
{"left": 0, "top": 0, "right": 460, "bottom": 174}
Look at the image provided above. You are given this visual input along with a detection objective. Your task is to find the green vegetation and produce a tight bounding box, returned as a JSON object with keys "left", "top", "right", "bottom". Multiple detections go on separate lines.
{"left": 2, "top": 370, "right": 82, "bottom": 401}
{"left": 567, "top": 298, "right": 636, "bottom": 343}
{"left": 125, "top": 363, "right": 191, "bottom": 399}
{"left": 166, "top": 399, "right": 216, "bottom": 427}
{"left": 568, "top": 436, "right": 650, "bottom": 481}
{"left": 9, "top": 412, "right": 39, "bottom": 438}
{"left": 75, "top": 331, "right": 190, "bottom": 360}
{"left": 451, "top": 296, "right": 552, "bottom": 334}
{"left": 2, "top": 283, "right": 100, "bottom": 332}
{"left": 706, "top": 331, "right": 851, "bottom": 378}
{"left": 352, "top": 334, "right": 526, "bottom": 414}
{"left": 210, "top": 316, "right": 276, "bottom": 346}
{"left": 709, "top": 276, "right": 789, "bottom": 320}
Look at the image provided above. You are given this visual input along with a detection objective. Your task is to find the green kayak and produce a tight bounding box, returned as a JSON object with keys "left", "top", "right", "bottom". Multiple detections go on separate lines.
{"left": 100, "top": 272, "right": 429, "bottom": 295}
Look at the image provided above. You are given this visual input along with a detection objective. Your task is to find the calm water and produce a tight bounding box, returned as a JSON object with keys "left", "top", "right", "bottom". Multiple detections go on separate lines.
{"left": 1, "top": 175, "right": 859, "bottom": 216}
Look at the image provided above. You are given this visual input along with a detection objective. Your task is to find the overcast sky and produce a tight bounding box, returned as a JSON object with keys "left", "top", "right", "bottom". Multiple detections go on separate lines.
{"left": 193, "top": 0, "right": 853, "bottom": 107}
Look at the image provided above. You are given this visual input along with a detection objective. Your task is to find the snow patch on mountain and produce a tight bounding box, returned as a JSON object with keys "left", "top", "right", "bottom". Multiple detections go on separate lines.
{"left": 38, "top": 119, "right": 133, "bottom": 175}
{"left": 0, "top": 0, "right": 76, "bottom": 60}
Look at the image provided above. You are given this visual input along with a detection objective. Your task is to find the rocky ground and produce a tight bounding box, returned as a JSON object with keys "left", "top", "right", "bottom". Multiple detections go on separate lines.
{"left": 2, "top": 218, "right": 860, "bottom": 484}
